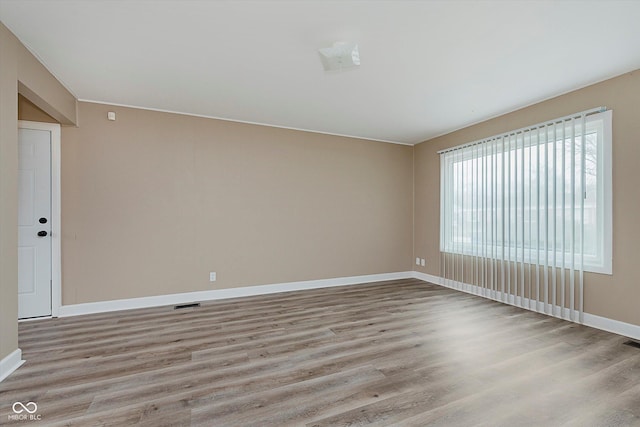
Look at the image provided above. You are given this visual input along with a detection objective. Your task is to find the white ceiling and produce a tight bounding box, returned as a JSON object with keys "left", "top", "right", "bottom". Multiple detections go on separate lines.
{"left": 2, "top": 0, "right": 640, "bottom": 145}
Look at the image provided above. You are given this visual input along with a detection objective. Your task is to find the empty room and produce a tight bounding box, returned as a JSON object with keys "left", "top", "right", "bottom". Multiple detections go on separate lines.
{"left": 2, "top": 1, "right": 640, "bottom": 425}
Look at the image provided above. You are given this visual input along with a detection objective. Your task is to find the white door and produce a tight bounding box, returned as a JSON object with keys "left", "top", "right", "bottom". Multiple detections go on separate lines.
{"left": 18, "top": 127, "right": 52, "bottom": 319}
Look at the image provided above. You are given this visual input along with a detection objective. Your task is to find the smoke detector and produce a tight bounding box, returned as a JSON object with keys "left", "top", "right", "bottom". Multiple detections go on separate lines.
{"left": 318, "top": 42, "right": 360, "bottom": 71}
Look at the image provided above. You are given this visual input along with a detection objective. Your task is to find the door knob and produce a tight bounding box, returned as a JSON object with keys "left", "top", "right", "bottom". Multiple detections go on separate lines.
{"left": 39, "top": 217, "right": 48, "bottom": 224}
{"left": 37, "top": 231, "right": 48, "bottom": 237}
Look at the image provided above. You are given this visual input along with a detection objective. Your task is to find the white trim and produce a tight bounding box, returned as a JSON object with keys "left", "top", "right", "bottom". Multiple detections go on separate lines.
{"left": 600, "top": 109, "right": 613, "bottom": 275}
{"left": 50, "top": 123, "right": 62, "bottom": 317}
{"left": 18, "top": 121, "right": 62, "bottom": 318}
{"left": 25, "top": 268, "right": 640, "bottom": 351}
{"left": 58, "top": 271, "right": 414, "bottom": 317}
{"left": 413, "top": 271, "right": 444, "bottom": 286}
{"left": 583, "top": 313, "right": 640, "bottom": 342}
{"left": 0, "top": 349, "right": 24, "bottom": 383}
{"left": 77, "top": 99, "right": 412, "bottom": 146}
{"left": 411, "top": 272, "right": 640, "bottom": 341}
{"left": 18, "top": 316, "right": 52, "bottom": 323}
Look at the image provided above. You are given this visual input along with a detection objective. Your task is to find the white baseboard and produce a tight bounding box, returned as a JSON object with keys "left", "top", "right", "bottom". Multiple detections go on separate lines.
{"left": 49, "top": 269, "right": 640, "bottom": 342}
{"left": 411, "top": 271, "right": 640, "bottom": 341}
{"left": 0, "top": 349, "right": 24, "bottom": 383}
{"left": 58, "top": 271, "right": 414, "bottom": 317}
{"left": 583, "top": 313, "right": 640, "bottom": 341}
{"left": 412, "top": 271, "right": 443, "bottom": 286}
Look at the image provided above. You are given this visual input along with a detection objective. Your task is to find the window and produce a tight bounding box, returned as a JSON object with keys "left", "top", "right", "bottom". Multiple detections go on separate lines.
{"left": 440, "top": 109, "right": 612, "bottom": 274}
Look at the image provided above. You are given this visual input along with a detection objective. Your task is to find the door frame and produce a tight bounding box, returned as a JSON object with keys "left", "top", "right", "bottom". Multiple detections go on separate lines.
{"left": 18, "top": 120, "right": 61, "bottom": 318}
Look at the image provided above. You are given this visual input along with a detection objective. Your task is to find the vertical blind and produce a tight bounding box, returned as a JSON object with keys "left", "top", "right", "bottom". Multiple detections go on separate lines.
{"left": 439, "top": 107, "right": 610, "bottom": 323}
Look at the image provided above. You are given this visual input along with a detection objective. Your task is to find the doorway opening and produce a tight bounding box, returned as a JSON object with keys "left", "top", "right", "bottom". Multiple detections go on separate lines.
{"left": 17, "top": 121, "right": 61, "bottom": 319}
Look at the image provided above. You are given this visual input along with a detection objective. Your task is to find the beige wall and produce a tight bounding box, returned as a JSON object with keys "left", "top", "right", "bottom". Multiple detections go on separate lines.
{"left": 0, "top": 21, "right": 20, "bottom": 364}
{"left": 414, "top": 70, "right": 640, "bottom": 326}
{"left": 0, "top": 21, "right": 76, "bottom": 364}
{"left": 18, "top": 94, "right": 58, "bottom": 123}
{"left": 16, "top": 51, "right": 76, "bottom": 126}
{"left": 60, "top": 102, "right": 414, "bottom": 304}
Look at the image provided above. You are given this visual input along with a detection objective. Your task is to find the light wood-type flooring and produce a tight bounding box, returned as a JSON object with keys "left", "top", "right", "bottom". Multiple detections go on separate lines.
{"left": 2, "top": 278, "right": 640, "bottom": 426}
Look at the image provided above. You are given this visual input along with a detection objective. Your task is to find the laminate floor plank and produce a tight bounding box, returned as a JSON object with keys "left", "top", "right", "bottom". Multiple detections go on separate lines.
{"left": 190, "top": 365, "right": 387, "bottom": 427}
{"left": 1, "top": 279, "right": 638, "bottom": 426}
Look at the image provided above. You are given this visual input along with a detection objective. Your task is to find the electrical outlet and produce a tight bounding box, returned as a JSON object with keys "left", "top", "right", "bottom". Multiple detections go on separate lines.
{"left": 209, "top": 272, "right": 217, "bottom": 282}
{"left": 421, "top": 258, "right": 426, "bottom": 267}
{"left": 416, "top": 257, "right": 420, "bottom": 265}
